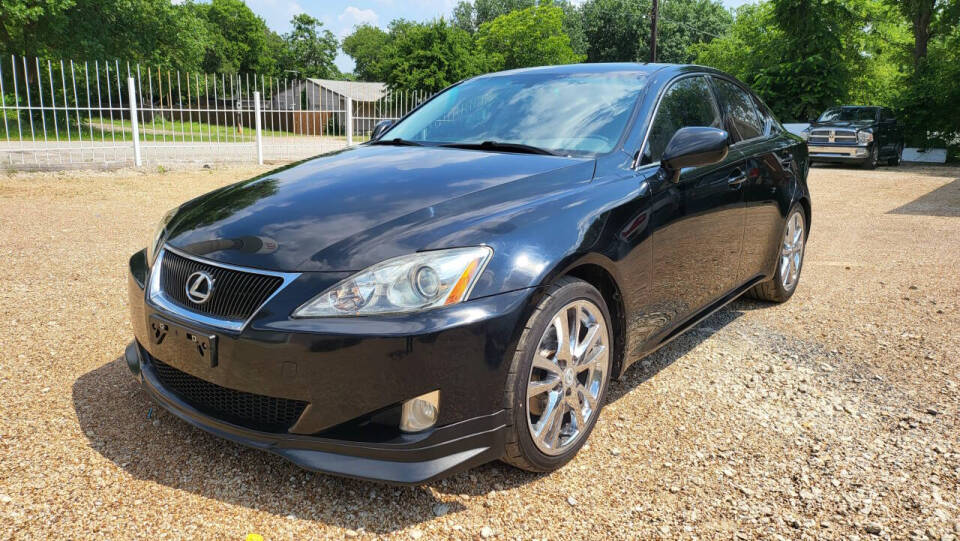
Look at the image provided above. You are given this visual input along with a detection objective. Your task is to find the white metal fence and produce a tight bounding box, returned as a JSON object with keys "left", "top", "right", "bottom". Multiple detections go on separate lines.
{"left": 0, "top": 55, "right": 430, "bottom": 170}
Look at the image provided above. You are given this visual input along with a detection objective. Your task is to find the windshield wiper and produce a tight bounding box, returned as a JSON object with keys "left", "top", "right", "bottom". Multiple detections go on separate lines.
{"left": 370, "top": 138, "right": 423, "bottom": 147}
{"left": 440, "top": 141, "right": 558, "bottom": 156}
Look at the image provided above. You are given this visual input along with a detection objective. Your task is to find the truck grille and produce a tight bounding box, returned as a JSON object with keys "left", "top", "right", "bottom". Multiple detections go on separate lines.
{"left": 159, "top": 250, "right": 283, "bottom": 322}
{"left": 149, "top": 356, "right": 308, "bottom": 433}
{"left": 809, "top": 129, "right": 857, "bottom": 144}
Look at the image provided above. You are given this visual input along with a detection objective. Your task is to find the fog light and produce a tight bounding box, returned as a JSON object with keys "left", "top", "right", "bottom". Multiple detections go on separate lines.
{"left": 400, "top": 390, "right": 440, "bottom": 432}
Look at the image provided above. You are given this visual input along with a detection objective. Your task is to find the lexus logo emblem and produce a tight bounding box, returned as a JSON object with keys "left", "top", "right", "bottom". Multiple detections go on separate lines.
{"left": 185, "top": 271, "right": 215, "bottom": 304}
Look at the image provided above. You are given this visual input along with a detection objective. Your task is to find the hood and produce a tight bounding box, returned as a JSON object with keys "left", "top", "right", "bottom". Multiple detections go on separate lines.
{"left": 165, "top": 144, "right": 593, "bottom": 271}
{"left": 810, "top": 119, "right": 875, "bottom": 130}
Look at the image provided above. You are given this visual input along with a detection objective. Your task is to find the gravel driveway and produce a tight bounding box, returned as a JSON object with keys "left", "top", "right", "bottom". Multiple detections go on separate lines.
{"left": 1, "top": 163, "right": 958, "bottom": 540}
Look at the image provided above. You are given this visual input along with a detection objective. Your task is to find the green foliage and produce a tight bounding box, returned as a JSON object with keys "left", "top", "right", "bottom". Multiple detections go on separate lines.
{"left": 476, "top": 5, "right": 583, "bottom": 70}
{"left": 554, "top": 1, "right": 589, "bottom": 57}
{"left": 895, "top": 26, "right": 960, "bottom": 146}
{"left": 694, "top": 0, "right": 959, "bottom": 149}
{"left": 341, "top": 24, "right": 392, "bottom": 81}
{"left": 694, "top": 1, "right": 860, "bottom": 122}
{"left": 452, "top": 0, "right": 536, "bottom": 33}
{"left": 381, "top": 20, "right": 489, "bottom": 93}
{"left": 656, "top": 0, "right": 732, "bottom": 63}
{"left": 198, "top": 0, "right": 273, "bottom": 74}
{"left": 281, "top": 14, "right": 339, "bottom": 79}
{"left": 0, "top": 0, "right": 335, "bottom": 78}
{"left": 5, "top": 0, "right": 958, "bottom": 151}
{"left": 580, "top": 0, "right": 650, "bottom": 62}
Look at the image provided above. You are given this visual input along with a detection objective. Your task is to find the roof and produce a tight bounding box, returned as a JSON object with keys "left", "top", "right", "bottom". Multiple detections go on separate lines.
{"left": 475, "top": 62, "right": 674, "bottom": 79}
{"left": 306, "top": 78, "right": 387, "bottom": 102}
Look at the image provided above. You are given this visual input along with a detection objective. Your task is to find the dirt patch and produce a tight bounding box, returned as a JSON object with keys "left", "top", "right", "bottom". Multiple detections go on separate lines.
{"left": 1, "top": 163, "right": 958, "bottom": 539}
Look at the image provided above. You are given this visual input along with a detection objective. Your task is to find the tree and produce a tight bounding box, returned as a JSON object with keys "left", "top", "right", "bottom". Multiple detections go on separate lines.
{"left": 0, "top": 0, "right": 209, "bottom": 71}
{"left": 452, "top": 0, "right": 536, "bottom": 32}
{"left": 198, "top": 0, "right": 276, "bottom": 74}
{"left": 656, "top": 0, "right": 732, "bottom": 63}
{"left": 890, "top": 0, "right": 940, "bottom": 65}
{"left": 0, "top": 0, "right": 75, "bottom": 58}
{"left": 282, "top": 14, "right": 338, "bottom": 78}
{"left": 580, "top": 0, "right": 650, "bottom": 62}
{"left": 694, "top": 0, "right": 859, "bottom": 122}
{"left": 554, "top": 1, "right": 589, "bottom": 57}
{"left": 382, "top": 20, "right": 489, "bottom": 93}
{"left": 691, "top": 3, "right": 779, "bottom": 80}
{"left": 342, "top": 24, "right": 392, "bottom": 81}
{"left": 476, "top": 5, "right": 583, "bottom": 70}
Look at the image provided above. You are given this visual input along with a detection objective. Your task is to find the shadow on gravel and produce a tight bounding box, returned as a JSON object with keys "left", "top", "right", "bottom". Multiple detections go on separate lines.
{"left": 607, "top": 303, "right": 746, "bottom": 402}
{"left": 72, "top": 302, "right": 753, "bottom": 529}
{"left": 888, "top": 177, "right": 960, "bottom": 217}
{"left": 73, "top": 357, "right": 465, "bottom": 535}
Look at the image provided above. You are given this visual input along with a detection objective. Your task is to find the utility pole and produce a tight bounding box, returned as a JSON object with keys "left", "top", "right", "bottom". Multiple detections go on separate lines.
{"left": 649, "top": 0, "right": 659, "bottom": 63}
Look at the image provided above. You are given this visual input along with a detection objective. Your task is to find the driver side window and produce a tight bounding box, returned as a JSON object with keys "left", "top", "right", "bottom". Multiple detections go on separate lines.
{"left": 642, "top": 76, "right": 721, "bottom": 165}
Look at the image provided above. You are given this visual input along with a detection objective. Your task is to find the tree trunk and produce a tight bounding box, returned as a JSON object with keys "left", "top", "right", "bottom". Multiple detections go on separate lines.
{"left": 912, "top": 0, "right": 934, "bottom": 66}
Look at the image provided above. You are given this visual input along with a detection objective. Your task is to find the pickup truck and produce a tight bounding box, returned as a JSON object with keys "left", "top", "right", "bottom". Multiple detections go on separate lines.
{"left": 803, "top": 106, "right": 904, "bottom": 169}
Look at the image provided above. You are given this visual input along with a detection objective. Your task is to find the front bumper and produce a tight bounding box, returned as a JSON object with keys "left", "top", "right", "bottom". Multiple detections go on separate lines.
{"left": 806, "top": 144, "right": 870, "bottom": 162}
{"left": 126, "top": 249, "right": 535, "bottom": 484}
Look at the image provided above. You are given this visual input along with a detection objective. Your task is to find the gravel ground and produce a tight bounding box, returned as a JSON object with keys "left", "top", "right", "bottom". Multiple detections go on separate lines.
{"left": 1, "top": 163, "right": 958, "bottom": 540}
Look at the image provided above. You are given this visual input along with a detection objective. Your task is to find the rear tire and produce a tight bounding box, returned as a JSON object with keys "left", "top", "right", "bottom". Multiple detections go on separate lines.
{"left": 888, "top": 143, "right": 903, "bottom": 166}
{"left": 501, "top": 277, "right": 612, "bottom": 473}
{"left": 748, "top": 204, "right": 807, "bottom": 303}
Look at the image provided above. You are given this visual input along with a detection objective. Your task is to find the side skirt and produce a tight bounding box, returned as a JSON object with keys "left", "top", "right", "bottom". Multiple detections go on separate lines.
{"left": 622, "top": 274, "right": 767, "bottom": 375}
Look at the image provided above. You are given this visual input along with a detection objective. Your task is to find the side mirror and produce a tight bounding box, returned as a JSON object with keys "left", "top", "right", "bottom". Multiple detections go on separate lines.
{"left": 661, "top": 127, "right": 729, "bottom": 182}
{"left": 371, "top": 119, "right": 394, "bottom": 141}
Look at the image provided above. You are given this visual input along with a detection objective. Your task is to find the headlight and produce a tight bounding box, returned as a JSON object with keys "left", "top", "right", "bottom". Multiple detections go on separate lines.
{"left": 800, "top": 128, "right": 810, "bottom": 141}
{"left": 146, "top": 206, "right": 179, "bottom": 264}
{"left": 857, "top": 130, "right": 873, "bottom": 144}
{"left": 293, "top": 246, "right": 493, "bottom": 317}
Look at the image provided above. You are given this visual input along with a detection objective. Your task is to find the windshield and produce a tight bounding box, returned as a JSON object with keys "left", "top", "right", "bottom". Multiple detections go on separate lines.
{"left": 381, "top": 72, "right": 647, "bottom": 156}
{"left": 818, "top": 107, "right": 877, "bottom": 122}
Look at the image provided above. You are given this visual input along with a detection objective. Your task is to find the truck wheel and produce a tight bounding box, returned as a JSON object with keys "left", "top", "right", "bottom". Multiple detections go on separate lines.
{"left": 861, "top": 145, "right": 878, "bottom": 170}
{"left": 888, "top": 144, "right": 903, "bottom": 166}
{"left": 863, "top": 145, "right": 880, "bottom": 170}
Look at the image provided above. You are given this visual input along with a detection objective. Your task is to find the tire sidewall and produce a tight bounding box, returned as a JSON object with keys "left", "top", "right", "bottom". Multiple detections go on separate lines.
{"left": 891, "top": 144, "right": 903, "bottom": 166}
{"left": 773, "top": 204, "right": 807, "bottom": 299}
{"left": 509, "top": 281, "right": 613, "bottom": 471}
{"left": 862, "top": 145, "right": 878, "bottom": 169}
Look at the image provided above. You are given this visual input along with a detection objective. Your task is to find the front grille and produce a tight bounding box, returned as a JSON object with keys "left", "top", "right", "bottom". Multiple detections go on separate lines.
{"left": 149, "top": 356, "right": 308, "bottom": 433}
{"left": 809, "top": 129, "right": 857, "bottom": 144}
{"left": 159, "top": 250, "right": 283, "bottom": 322}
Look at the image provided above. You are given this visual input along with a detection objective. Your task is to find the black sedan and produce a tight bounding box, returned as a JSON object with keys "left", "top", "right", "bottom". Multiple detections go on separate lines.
{"left": 125, "top": 63, "right": 811, "bottom": 484}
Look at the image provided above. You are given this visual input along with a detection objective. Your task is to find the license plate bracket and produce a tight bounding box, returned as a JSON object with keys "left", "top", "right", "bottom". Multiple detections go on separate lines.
{"left": 148, "top": 315, "right": 218, "bottom": 368}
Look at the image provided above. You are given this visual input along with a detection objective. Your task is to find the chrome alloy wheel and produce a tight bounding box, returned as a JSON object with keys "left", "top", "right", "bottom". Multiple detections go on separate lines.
{"left": 526, "top": 300, "right": 610, "bottom": 456}
{"left": 780, "top": 211, "right": 805, "bottom": 291}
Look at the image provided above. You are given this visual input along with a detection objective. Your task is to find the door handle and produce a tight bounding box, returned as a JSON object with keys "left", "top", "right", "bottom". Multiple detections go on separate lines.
{"left": 728, "top": 170, "right": 747, "bottom": 187}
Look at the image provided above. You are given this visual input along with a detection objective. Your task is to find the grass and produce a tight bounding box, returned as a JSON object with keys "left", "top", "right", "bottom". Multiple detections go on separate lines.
{"left": 0, "top": 114, "right": 353, "bottom": 143}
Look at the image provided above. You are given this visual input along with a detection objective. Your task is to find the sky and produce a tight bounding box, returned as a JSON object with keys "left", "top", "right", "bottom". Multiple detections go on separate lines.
{"left": 243, "top": 0, "right": 754, "bottom": 73}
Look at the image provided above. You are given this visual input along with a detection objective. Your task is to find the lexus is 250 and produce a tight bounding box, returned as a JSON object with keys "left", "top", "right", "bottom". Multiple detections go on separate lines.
{"left": 125, "top": 63, "right": 811, "bottom": 484}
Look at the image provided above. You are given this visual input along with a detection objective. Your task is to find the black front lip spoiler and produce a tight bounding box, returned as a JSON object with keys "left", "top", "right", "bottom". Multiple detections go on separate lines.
{"left": 126, "top": 342, "right": 507, "bottom": 485}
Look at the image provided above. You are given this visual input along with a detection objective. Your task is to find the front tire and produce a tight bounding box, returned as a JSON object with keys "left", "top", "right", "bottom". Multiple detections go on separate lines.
{"left": 861, "top": 145, "right": 878, "bottom": 170}
{"left": 501, "top": 277, "right": 612, "bottom": 472}
{"left": 748, "top": 204, "right": 807, "bottom": 303}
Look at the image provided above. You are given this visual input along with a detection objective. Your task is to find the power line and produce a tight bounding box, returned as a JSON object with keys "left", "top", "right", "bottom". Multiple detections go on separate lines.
{"left": 656, "top": 15, "right": 728, "bottom": 40}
